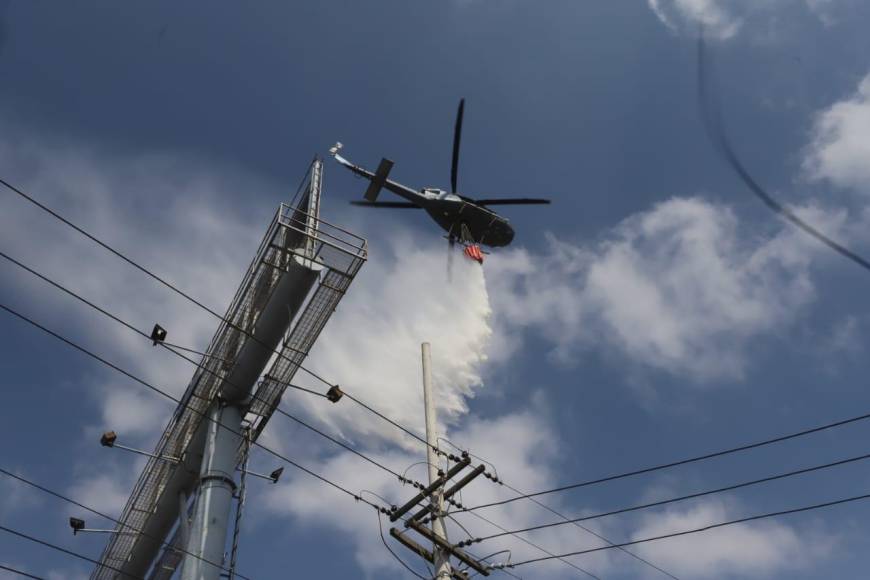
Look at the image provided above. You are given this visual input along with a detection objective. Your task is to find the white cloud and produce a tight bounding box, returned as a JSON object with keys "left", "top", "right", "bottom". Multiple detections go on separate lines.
{"left": 487, "top": 197, "right": 843, "bottom": 381}
{"left": 291, "top": 235, "right": 492, "bottom": 450}
{"left": 630, "top": 500, "right": 834, "bottom": 578}
{"left": 0, "top": 471, "right": 41, "bottom": 518}
{"left": 0, "top": 133, "right": 271, "bottom": 441}
{"left": 805, "top": 73, "right": 870, "bottom": 193}
{"left": 0, "top": 564, "right": 35, "bottom": 579}
{"left": 647, "top": 0, "right": 839, "bottom": 39}
{"left": 263, "top": 404, "right": 836, "bottom": 579}
{"left": 46, "top": 569, "right": 89, "bottom": 580}
{"left": 648, "top": 0, "right": 742, "bottom": 39}
{"left": 0, "top": 130, "right": 276, "bottom": 515}
{"left": 67, "top": 471, "right": 138, "bottom": 518}
{"left": 263, "top": 407, "right": 619, "bottom": 579}
{"left": 0, "top": 129, "right": 842, "bottom": 579}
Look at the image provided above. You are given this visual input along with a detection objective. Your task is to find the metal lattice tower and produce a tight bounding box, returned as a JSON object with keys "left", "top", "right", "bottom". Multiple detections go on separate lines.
{"left": 91, "top": 158, "right": 366, "bottom": 580}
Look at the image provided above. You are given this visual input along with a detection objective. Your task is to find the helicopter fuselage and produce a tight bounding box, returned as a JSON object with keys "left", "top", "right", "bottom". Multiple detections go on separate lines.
{"left": 402, "top": 187, "right": 515, "bottom": 248}
{"left": 334, "top": 153, "right": 515, "bottom": 247}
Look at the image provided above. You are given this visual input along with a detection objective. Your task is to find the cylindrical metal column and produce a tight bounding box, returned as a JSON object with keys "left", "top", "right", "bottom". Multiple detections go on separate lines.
{"left": 180, "top": 401, "right": 243, "bottom": 580}
{"left": 422, "top": 343, "right": 452, "bottom": 580}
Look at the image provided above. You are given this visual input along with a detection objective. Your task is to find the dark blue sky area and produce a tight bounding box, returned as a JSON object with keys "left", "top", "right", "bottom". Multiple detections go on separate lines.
{"left": 3, "top": 1, "right": 870, "bottom": 579}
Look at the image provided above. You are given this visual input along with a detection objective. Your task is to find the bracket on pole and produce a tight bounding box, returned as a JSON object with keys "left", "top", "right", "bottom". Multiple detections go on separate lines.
{"left": 408, "top": 464, "right": 486, "bottom": 524}
{"left": 390, "top": 456, "right": 470, "bottom": 522}
{"left": 389, "top": 529, "right": 470, "bottom": 580}
{"left": 407, "top": 520, "right": 490, "bottom": 576}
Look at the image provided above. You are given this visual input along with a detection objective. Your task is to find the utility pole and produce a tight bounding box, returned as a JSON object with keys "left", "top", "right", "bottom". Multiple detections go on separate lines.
{"left": 387, "top": 345, "right": 489, "bottom": 579}
{"left": 422, "top": 342, "right": 452, "bottom": 580}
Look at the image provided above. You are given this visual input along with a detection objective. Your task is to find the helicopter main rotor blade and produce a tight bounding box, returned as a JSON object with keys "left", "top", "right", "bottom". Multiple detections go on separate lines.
{"left": 474, "top": 198, "right": 552, "bottom": 206}
{"left": 350, "top": 201, "right": 421, "bottom": 208}
{"left": 451, "top": 98, "right": 465, "bottom": 193}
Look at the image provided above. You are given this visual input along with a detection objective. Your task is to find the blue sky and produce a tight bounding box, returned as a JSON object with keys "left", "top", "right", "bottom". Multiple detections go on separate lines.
{"left": 3, "top": 0, "right": 870, "bottom": 578}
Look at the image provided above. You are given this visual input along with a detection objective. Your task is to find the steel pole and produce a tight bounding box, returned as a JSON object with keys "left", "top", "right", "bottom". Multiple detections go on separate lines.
{"left": 422, "top": 342, "right": 452, "bottom": 579}
{"left": 180, "top": 401, "right": 243, "bottom": 580}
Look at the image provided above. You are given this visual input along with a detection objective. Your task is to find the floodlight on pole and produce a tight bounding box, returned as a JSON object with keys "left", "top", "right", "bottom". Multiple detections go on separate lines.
{"left": 237, "top": 466, "right": 283, "bottom": 484}
{"left": 326, "top": 384, "right": 343, "bottom": 403}
{"left": 150, "top": 324, "right": 167, "bottom": 346}
{"left": 69, "top": 517, "right": 137, "bottom": 537}
{"left": 69, "top": 517, "right": 85, "bottom": 535}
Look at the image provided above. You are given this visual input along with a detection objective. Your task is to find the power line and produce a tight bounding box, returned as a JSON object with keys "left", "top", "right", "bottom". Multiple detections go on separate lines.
{"left": 376, "top": 511, "right": 430, "bottom": 580}
{"left": 459, "top": 408, "right": 870, "bottom": 511}
{"left": 2, "top": 176, "right": 638, "bottom": 580}
{"left": 0, "top": 564, "right": 44, "bottom": 579}
{"left": 0, "top": 468, "right": 254, "bottom": 580}
{"left": 696, "top": 29, "right": 870, "bottom": 273}
{"left": 0, "top": 300, "right": 384, "bottom": 515}
{"left": 436, "top": 437, "right": 677, "bottom": 579}
{"left": 0, "top": 524, "right": 136, "bottom": 579}
{"left": 0, "top": 251, "right": 587, "bottom": 578}
{"left": 0, "top": 249, "right": 643, "bottom": 580}
{"left": 502, "top": 489, "right": 870, "bottom": 569}
{"left": 499, "top": 481, "right": 678, "bottom": 580}
{"left": 0, "top": 249, "right": 409, "bottom": 483}
{"left": 460, "top": 509, "right": 599, "bottom": 579}
{"left": 0, "top": 176, "right": 435, "bottom": 454}
{"left": 2, "top": 180, "right": 661, "bottom": 579}
{"left": 472, "top": 450, "right": 870, "bottom": 542}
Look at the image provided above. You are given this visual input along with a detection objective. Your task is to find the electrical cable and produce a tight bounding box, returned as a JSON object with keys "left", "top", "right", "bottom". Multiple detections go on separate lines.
{"left": 0, "top": 277, "right": 586, "bottom": 580}
{"left": 0, "top": 301, "right": 385, "bottom": 515}
{"left": 458, "top": 509, "right": 600, "bottom": 580}
{"left": 376, "top": 511, "right": 430, "bottom": 580}
{"left": 3, "top": 179, "right": 598, "bottom": 580}
{"left": 459, "top": 407, "right": 870, "bottom": 512}
{"left": 437, "top": 438, "right": 677, "bottom": 579}
{"left": 0, "top": 564, "right": 44, "bottom": 579}
{"left": 445, "top": 513, "right": 475, "bottom": 542}
{"left": 0, "top": 249, "right": 410, "bottom": 485}
{"left": 0, "top": 177, "right": 434, "bottom": 453}
{"left": 342, "top": 391, "right": 435, "bottom": 452}
{"left": 0, "top": 247, "right": 492, "bottom": 580}
{"left": 473, "top": 450, "right": 870, "bottom": 541}
{"left": 0, "top": 524, "right": 136, "bottom": 579}
{"left": 369, "top": 492, "right": 518, "bottom": 580}
{"left": 696, "top": 28, "right": 870, "bottom": 273}
{"left": 1, "top": 189, "right": 644, "bottom": 579}
{"left": 500, "top": 489, "right": 870, "bottom": 568}
{"left": 0, "top": 468, "right": 255, "bottom": 580}
{"left": 501, "top": 481, "right": 677, "bottom": 580}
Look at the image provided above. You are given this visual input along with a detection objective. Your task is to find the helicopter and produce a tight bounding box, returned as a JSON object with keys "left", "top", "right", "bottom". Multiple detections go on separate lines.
{"left": 329, "top": 99, "right": 550, "bottom": 264}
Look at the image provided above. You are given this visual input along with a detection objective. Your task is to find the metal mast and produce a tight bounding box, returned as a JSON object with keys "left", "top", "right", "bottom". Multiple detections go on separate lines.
{"left": 422, "top": 342, "right": 452, "bottom": 580}
{"left": 91, "top": 158, "right": 368, "bottom": 580}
